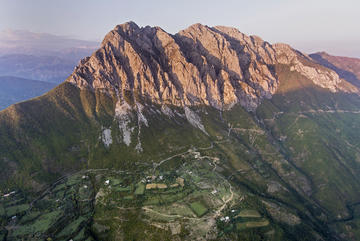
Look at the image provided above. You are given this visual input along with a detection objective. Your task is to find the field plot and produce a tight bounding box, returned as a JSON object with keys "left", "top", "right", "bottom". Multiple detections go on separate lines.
{"left": 237, "top": 209, "right": 261, "bottom": 218}
{"left": 134, "top": 183, "right": 145, "bottom": 195}
{"left": 237, "top": 219, "right": 270, "bottom": 230}
{"left": 190, "top": 201, "right": 208, "bottom": 217}
{"left": 0, "top": 173, "right": 94, "bottom": 240}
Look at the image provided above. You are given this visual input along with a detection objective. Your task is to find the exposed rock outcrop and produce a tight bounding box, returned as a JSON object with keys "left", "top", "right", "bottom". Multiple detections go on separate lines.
{"left": 310, "top": 51, "right": 360, "bottom": 88}
{"left": 67, "top": 22, "right": 357, "bottom": 111}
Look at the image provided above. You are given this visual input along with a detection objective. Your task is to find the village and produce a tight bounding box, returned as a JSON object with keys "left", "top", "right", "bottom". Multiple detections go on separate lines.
{"left": 89, "top": 148, "right": 270, "bottom": 238}
{"left": 0, "top": 148, "right": 270, "bottom": 240}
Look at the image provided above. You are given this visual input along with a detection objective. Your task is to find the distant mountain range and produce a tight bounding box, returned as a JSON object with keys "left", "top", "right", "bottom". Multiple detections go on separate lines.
{"left": 0, "top": 29, "right": 99, "bottom": 56}
{"left": 0, "top": 29, "right": 99, "bottom": 110}
{"left": 0, "top": 54, "right": 80, "bottom": 83}
{"left": 0, "top": 29, "right": 99, "bottom": 83}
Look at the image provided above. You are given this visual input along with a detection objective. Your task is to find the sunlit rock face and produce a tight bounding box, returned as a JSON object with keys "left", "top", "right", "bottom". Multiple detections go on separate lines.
{"left": 67, "top": 22, "right": 356, "bottom": 111}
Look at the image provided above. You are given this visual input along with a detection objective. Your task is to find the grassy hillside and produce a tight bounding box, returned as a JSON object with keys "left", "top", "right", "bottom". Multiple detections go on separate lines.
{"left": 1, "top": 65, "right": 360, "bottom": 240}
{"left": 0, "top": 82, "right": 210, "bottom": 191}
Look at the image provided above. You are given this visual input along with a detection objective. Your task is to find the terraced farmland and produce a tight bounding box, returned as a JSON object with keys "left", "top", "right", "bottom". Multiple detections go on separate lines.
{"left": 0, "top": 147, "right": 311, "bottom": 240}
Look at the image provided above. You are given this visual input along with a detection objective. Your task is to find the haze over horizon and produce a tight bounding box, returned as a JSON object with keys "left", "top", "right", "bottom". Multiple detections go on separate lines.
{"left": 1, "top": 0, "right": 359, "bottom": 57}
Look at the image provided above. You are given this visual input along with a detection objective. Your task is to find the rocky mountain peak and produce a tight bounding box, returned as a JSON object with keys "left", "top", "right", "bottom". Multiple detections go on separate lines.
{"left": 115, "top": 21, "right": 140, "bottom": 34}
{"left": 67, "top": 22, "right": 357, "bottom": 111}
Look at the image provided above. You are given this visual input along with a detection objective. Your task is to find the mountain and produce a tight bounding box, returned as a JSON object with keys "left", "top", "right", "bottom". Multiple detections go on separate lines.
{"left": 0, "top": 76, "right": 56, "bottom": 110}
{"left": 0, "top": 30, "right": 99, "bottom": 109}
{"left": 310, "top": 52, "right": 360, "bottom": 88}
{"left": 0, "top": 54, "right": 88, "bottom": 83}
{"left": 0, "top": 29, "right": 99, "bottom": 83}
{"left": 1, "top": 22, "right": 360, "bottom": 240}
{"left": 0, "top": 29, "right": 99, "bottom": 56}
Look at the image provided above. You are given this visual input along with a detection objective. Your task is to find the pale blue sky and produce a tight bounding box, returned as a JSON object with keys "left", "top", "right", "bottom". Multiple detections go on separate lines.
{"left": 0, "top": 0, "right": 359, "bottom": 57}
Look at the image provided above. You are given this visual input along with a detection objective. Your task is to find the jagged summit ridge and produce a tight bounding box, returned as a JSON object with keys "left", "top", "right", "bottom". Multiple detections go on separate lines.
{"left": 67, "top": 22, "right": 354, "bottom": 111}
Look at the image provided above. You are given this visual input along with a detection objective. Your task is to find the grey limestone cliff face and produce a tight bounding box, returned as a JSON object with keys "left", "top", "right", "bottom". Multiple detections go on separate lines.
{"left": 67, "top": 22, "right": 356, "bottom": 111}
